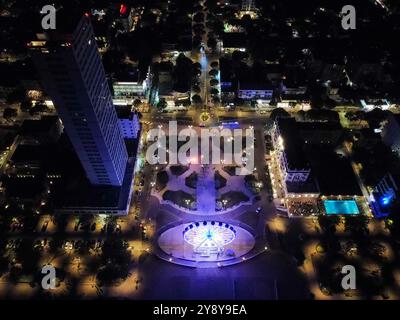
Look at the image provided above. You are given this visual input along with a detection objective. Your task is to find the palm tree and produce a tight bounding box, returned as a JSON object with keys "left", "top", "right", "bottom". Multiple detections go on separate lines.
{"left": 192, "top": 94, "right": 202, "bottom": 104}
{"left": 210, "top": 88, "right": 219, "bottom": 95}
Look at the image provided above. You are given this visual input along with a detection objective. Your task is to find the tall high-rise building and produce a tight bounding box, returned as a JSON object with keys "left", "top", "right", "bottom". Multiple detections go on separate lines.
{"left": 30, "top": 13, "right": 128, "bottom": 186}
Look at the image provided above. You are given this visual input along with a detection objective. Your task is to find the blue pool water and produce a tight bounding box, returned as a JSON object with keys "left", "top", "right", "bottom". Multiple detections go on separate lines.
{"left": 323, "top": 200, "right": 360, "bottom": 215}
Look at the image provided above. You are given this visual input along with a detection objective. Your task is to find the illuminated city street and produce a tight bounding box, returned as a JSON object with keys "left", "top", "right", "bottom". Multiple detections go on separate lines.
{"left": 1, "top": 0, "right": 400, "bottom": 309}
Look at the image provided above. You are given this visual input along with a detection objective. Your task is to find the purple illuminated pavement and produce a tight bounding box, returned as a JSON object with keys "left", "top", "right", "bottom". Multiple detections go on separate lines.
{"left": 157, "top": 221, "right": 255, "bottom": 266}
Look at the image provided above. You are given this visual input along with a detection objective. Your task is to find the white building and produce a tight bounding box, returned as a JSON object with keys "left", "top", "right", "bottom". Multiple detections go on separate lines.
{"left": 271, "top": 118, "right": 311, "bottom": 183}
{"left": 30, "top": 13, "right": 128, "bottom": 186}
{"left": 116, "top": 106, "right": 141, "bottom": 139}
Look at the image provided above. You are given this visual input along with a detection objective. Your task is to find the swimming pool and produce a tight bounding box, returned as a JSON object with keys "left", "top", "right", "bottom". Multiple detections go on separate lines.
{"left": 323, "top": 200, "right": 360, "bottom": 215}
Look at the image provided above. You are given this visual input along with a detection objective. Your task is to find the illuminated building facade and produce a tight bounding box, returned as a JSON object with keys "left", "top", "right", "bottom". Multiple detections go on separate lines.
{"left": 372, "top": 173, "right": 400, "bottom": 217}
{"left": 271, "top": 118, "right": 311, "bottom": 183}
{"left": 30, "top": 14, "right": 128, "bottom": 186}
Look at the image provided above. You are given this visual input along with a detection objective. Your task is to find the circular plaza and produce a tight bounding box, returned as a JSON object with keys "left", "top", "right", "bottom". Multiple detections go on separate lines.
{"left": 157, "top": 221, "right": 256, "bottom": 267}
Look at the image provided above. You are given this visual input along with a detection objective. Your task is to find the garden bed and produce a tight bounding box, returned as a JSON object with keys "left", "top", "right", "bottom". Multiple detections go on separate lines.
{"left": 217, "top": 191, "right": 249, "bottom": 209}
{"left": 185, "top": 172, "right": 198, "bottom": 189}
{"left": 156, "top": 170, "right": 169, "bottom": 191}
{"left": 214, "top": 171, "right": 227, "bottom": 190}
{"left": 223, "top": 165, "right": 240, "bottom": 176}
{"left": 170, "top": 165, "right": 189, "bottom": 176}
{"left": 163, "top": 190, "right": 196, "bottom": 209}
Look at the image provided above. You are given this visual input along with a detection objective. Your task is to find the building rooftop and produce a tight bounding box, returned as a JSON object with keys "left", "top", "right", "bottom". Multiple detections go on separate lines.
{"left": 296, "top": 121, "right": 343, "bottom": 131}
{"left": 239, "top": 81, "right": 272, "bottom": 91}
{"left": 115, "top": 106, "right": 133, "bottom": 119}
{"left": 308, "top": 147, "right": 362, "bottom": 196}
{"left": 54, "top": 162, "right": 134, "bottom": 213}
{"left": 19, "top": 116, "right": 59, "bottom": 136}
{"left": 222, "top": 32, "right": 247, "bottom": 48}
{"left": 282, "top": 66, "right": 307, "bottom": 88}
{"left": 113, "top": 64, "right": 143, "bottom": 83}
{"left": 219, "top": 58, "right": 234, "bottom": 83}
{"left": 286, "top": 176, "right": 319, "bottom": 194}
{"left": 10, "top": 144, "right": 47, "bottom": 163}
{"left": 276, "top": 118, "right": 309, "bottom": 170}
{"left": 29, "top": 8, "right": 92, "bottom": 51}
{"left": 4, "top": 175, "right": 45, "bottom": 199}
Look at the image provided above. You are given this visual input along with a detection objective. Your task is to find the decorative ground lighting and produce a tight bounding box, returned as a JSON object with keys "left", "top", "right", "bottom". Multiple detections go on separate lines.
{"left": 183, "top": 221, "right": 236, "bottom": 255}
{"left": 200, "top": 112, "right": 210, "bottom": 122}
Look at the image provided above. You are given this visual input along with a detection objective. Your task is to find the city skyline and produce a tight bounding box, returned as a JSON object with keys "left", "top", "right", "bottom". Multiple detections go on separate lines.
{"left": 0, "top": 0, "right": 400, "bottom": 307}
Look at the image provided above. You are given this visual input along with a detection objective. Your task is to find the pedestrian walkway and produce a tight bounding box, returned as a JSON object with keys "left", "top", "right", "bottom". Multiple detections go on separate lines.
{"left": 196, "top": 165, "right": 216, "bottom": 214}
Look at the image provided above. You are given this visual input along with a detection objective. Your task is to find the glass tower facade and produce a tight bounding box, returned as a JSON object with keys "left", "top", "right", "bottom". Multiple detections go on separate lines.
{"left": 31, "top": 15, "right": 128, "bottom": 186}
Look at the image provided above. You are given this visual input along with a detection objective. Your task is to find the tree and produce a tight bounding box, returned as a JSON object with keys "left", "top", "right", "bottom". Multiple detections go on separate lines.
{"left": 296, "top": 110, "right": 307, "bottom": 121}
{"left": 193, "top": 12, "right": 204, "bottom": 23}
{"left": 270, "top": 108, "right": 290, "bottom": 121}
{"left": 207, "top": 37, "right": 217, "bottom": 50}
{"left": 6, "top": 86, "right": 26, "bottom": 105}
{"left": 193, "top": 35, "right": 202, "bottom": 44}
{"left": 29, "top": 101, "right": 49, "bottom": 115}
{"left": 3, "top": 107, "right": 17, "bottom": 119}
{"left": 210, "top": 61, "right": 219, "bottom": 69}
{"left": 193, "top": 24, "right": 205, "bottom": 32}
{"left": 192, "top": 66, "right": 202, "bottom": 78}
{"left": 232, "top": 50, "right": 248, "bottom": 62}
{"left": 307, "top": 82, "right": 327, "bottom": 109}
{"left": 14, "top": 239, "right": 41, "bottom": 275}
{"left": 193, "top": 62, "right": 202, "bottom": 70}
{"left": 192, "top": 94, "right": 202, "bottom": 104}
{"left": 305, "top": 109, "right": 339, "bottom": 122}
{"left": 192, "top": 38, "right": 201, "bottom": 49}
{"left": 325, "top": 98, "right": 337, "bottom": 109}
{"left": 208, "top": 69, "right": 218, "bottom": 77}
{"left": 318, "top": 215, "right": 339, "bottom": 234}
{"left": 346, "top": 111, "right": 365, "bottom": 125}
{"left": 156, "top": 170, "right": 169, "bottom": 191}
{"left": 353, "top": 142, "right": 399, "bottom": 186}
{"left": 157, "top": 98, "right": 167, "bottom": 110}
{"left": 100, "top": 239, "right": 131, "bottom": 266}
{"left": 173, "top": 53, "right": 193, "bottom": 92}
{"left": 20, "top": 99, "right": 32, "bottom": 112}
{"left": 344, "top": 216, "right": 369, "bottom": 238}
{"left": 194, "top": 29, "right": 206, "bottom": 36}
{"left": 210, "top": 88, "right": 219, "bottom": 95}
{"left": 0, "top": 238, "right": 8, "bottom": 277}
{"left": 192, "top": 85, "right": 201, "bottom": 93}
{"left": 212, "top": 96, "right": 220, "bottom": 104}
{"left": 210, "top": 79, "right": 219, "bottom": 86}
{"left": 0, "top": 256, "right": 8, "bottom": 277}
{"left": 97, "top": 263, "right": 130, "bottom": 286}
{"left": 364, "top": 108, "right": 391, "bottom": 129}
{"left": 133, "top": 99, "right": 142, "bottom": 108}
{"left": 102, "top": 50, "right": 124, "bottom": 74}
{"left": 100, "top": 239, "right": 130, "bottom": 260}
{"left": 204, "top": 0, "right": 218, "bottom": 11}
